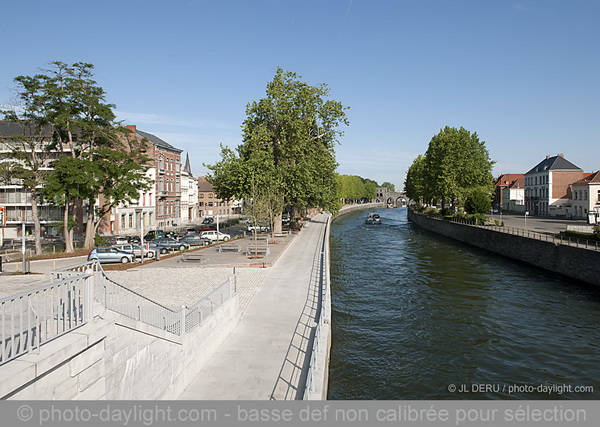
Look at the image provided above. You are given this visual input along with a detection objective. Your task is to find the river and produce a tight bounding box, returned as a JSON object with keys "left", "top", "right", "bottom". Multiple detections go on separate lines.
{"left": 327, "top": 207, "right": 600, "bottom": 400}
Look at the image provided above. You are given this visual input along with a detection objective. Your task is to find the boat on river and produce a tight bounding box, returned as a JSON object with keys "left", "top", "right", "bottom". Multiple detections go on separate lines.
{"left": 365, "top": 213, "right": 381, "bottom": 225}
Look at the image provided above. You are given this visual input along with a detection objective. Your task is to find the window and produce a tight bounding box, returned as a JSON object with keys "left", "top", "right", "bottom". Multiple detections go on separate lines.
{"left": 121, "top": 214, "right": 126, "bottom": 228}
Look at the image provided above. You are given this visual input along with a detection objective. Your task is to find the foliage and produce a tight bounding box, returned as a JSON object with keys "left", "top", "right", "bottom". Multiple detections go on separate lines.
{"left": 405, "top": 127, "right": 494, "bottom": 207}
{"left": 464, "top": 188, "right": 492, "bottom": 215}
{"left": 94, "top": 233, "right": 107, "bottom": 247}
{"left": 594, "top": 225, "right": 600, "bottom": 239}
{"left": 208, "top": 68, "right": 348, "bottom": 230}
{"left": 381, "top": 181, "right": 395, "bottom": 192}
{"left": 335, "top": 174, "right": 378, "bottom": 202}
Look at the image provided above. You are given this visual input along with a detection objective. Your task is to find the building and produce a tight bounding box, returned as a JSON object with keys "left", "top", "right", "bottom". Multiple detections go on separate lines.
{"left": 197, "top": 177, "right": 235, "bottom": 219}
{"left": 500, "top": 177, "right": 525, "bottom": 213}
{"left": 570, "top": 171, "right": 600, "bottom": 221}
{"left": 493, "top": 174, "right": 524, "bottom": 211}
{"left": 524, "top": 154, "right": 585, "bottom": 216}
{"left": 0, "top": 121, "right": 66, "bottom": 239}
{"left": 180, "top": 153, "right": 198, "bottom": 224}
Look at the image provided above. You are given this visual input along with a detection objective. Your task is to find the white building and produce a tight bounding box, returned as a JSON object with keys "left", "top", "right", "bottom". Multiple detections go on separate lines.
{"left": 501, "top": 177, "right": 525, "bottom": 213}
{"left": 180, "top": 153, "right": 198, "bottom": 224}
{"left": 109, "top": 166, "right": 156, "bottom": 236}
{"left": 571, "top": 171, "right": 600, "bottom": 221}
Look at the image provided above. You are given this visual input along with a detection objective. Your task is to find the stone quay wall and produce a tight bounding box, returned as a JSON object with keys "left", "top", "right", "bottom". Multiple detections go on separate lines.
{"left": 408, "top": 209, "right": 600, "bottom": 287}
{"left": 0, "top": 296, "right": 240, "bottom": 400}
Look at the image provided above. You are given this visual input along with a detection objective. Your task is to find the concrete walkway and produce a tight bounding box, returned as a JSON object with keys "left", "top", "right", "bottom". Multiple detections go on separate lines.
{"left": 178, "top": 212, "right": 330, "bottom": 400}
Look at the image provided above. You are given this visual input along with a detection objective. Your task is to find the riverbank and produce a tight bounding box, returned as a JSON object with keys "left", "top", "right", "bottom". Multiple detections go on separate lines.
{"left": 407, "top": 209, "right": 600, "bottom": 287}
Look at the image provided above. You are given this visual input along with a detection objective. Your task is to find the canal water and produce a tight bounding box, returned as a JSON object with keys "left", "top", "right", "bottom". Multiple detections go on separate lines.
{"left": 328, "top": 207, "right": 600, "bottom": 400}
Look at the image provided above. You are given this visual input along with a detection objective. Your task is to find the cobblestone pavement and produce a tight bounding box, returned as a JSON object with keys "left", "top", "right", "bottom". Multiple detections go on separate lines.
{"left": 105, "top": 267, "right": 269, "bottom": 312}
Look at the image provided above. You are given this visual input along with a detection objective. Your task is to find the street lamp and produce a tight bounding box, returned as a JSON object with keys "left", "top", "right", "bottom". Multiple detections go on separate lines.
{"left": 135, "top": 207, "right": 144, "bottom": 263}
{"left": 524, "top": 211, "right": 529, "bottom": 229}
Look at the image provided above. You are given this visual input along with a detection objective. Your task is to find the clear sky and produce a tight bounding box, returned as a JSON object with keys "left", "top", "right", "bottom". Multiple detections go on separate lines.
{"left": 2, "top": 0, "right": 599, "bottom": 189}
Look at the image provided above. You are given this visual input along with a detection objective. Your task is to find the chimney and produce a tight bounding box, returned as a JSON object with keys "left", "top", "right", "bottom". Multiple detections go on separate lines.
{"left": 558, "top": 153, "right": 564, "bottom": 158}
{"left": 545, "top": 155, "right": 550, "bottom": 159}
{"left": 126, "top": 125, "right": 136, "bottom": 134}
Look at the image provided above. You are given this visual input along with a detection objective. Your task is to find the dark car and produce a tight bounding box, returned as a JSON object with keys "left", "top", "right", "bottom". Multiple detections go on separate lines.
{"left": 202, "top": 217, "right": 214, "bottom": 224}
{"left": 150, "top": 237, "right": 190, "bottom": 254}
{"left": 88, "top": 247, "right": 135, "bottom": 264}
{"left": 198, "top": 224, "right": 218, "bottom": 232}
{"left": 143, "top": 230, "right": 165, "bottom": 241}
{"left": 180, "top": 234, "right": 211, "bottom": 247}
{"left": 128, "top": 236, "right": 141, "bottom": 244}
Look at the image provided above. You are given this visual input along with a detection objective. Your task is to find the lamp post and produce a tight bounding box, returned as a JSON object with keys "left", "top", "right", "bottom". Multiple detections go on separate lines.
{"left": 135, "top": 207, "right": 144, "bottom": 263}
{"left": 524, "top": 211, "right": 529, "bottom": 229}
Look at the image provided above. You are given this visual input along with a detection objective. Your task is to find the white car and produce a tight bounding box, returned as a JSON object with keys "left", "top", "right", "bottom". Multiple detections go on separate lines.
{"left": 200, "top": 230, "right": 231, "bottom": 241}
{"left": 247, "top": 224, "right": 270, "bottom": 233}
{"left": 113, "top": 243, "right": 155, "bottom": 259}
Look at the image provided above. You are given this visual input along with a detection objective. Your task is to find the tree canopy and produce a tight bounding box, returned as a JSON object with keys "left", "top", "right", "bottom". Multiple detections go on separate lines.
{"left": 208, "top": 68, "right": 349, "bottom": 231}
{"left": 335, "top": 174, "right": 378, "bottom": 202}
{"left": 405, "top": 126, "right": 495, "bottom": 207}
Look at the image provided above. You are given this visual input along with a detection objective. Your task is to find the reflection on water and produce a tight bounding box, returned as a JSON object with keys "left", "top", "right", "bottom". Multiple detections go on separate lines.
{"left": 328, "top": 208, "right": 600, "bottom": 400}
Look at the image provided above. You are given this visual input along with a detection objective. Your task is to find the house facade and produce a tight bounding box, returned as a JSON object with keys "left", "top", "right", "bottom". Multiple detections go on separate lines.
{"left": 524, "top": 154, "right": 585, "bottom": 217}
{"left": 197, "top": 177, "right": 235, "bottom": 219}
{"left": 571, "top": 171, "right": 600, "bottom": 221}
{"left": 180, "top": 153, "right": 198, "bottom": 224}
{"left": 494, "top": 174, "right": 524, "bottom": 211}
{"left": 0, "top": 121, "right": 66, "bottom": 239}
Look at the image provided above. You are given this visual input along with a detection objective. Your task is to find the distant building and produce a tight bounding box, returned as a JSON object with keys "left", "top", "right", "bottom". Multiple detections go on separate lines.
{"left": 197, "top": 177, "right": 235, "bottom": 218}
{"left": 524, "top": 154, "right": 585, "bottom": 216}
{"left": 494, "top": 174, "right": 524, "bottom": 211}
{"left": 180, "top": 153, "right": 198, "bottom": 224}
{"left": 570, "top": 171, "right": 600, "bottom": 220}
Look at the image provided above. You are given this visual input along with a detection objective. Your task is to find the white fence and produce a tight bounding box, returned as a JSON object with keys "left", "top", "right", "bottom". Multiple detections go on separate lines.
{"left": 1, "top": 272, "right": 93, "bottom": 366}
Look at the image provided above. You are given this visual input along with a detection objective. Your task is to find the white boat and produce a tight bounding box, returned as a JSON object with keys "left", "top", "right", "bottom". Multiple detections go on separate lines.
{"left": 365, "top": 213, "right": 381, "bottom": 225}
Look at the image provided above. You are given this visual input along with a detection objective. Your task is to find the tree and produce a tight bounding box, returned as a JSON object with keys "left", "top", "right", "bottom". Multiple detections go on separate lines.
{"left": 381, "top": 181, "right": 395, "bottom": 192}
{"left": 404, "top": 155, "right": 428, "bottom": 203}
{"left": 423, "top": 126, "right": 494, "bottom": 207}
{"left": 464, "top": 188, "right": 492, "bottom": 214}
{"left": 208, "top": 68, "right": 348, "bottom": 232}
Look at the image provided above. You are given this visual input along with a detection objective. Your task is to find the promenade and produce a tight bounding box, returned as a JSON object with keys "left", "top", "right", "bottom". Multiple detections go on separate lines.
{"left": 178, "top": 212, "right": 330, "bottom": 400}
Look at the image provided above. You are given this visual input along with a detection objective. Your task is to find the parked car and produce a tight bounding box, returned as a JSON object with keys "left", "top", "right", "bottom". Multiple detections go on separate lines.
{"left": 128, "top": 236, "right": 141, "bottom": 244}
{"left": 180, "top": 234, "right": 211, "bottom": 246}
{"left": 143, "top": 230, "right": 165, "bottom": 241}
{"left": 200, "top": 231, "right": 231, "bottom": 241}
{"left": 202, "top": 217, "right": 214, "bottom": 224}
{"left": 88, "top": 247, "right": 135, "bottom": 264}
{"left": 114, "top": 236, "right": 130, "bottom": 245}
{"left": 282, "top": 215, "right": 291, "bottom": 225}
{"left": 112, "top": 243, "right": 155, "bottom": 259}
{"left": 150, "top": 237, "right": 190, "bottom": 254}
{"left": 198, "top": 224, "right": 218, "bottom": 232}
{"left": 247, "top": 224, "right": 270, "bottom": 233}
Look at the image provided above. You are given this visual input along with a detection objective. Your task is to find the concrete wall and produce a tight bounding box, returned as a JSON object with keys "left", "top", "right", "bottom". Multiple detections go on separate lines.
{"left": 0, "top": 296, "right": 239, "bottom": 400}
{"left": 408, "top": 210, "right": 600, "bottom": 287}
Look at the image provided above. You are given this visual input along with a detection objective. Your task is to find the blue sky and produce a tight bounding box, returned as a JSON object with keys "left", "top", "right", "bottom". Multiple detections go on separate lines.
{"left": 2, "top": 0, "right": 599, "bottom": 189}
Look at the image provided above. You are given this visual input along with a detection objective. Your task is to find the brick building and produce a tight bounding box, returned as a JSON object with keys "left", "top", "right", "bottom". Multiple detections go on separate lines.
{"left": 197, "top": 177, "right": 235, "bottom": 219}
{"left": 524, "top": 154, "right": 585, "bottom": 216}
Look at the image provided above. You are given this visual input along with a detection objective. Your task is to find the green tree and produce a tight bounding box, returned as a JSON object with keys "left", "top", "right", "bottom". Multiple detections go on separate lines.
{"left": 464, "top": 188, "right": 492, "bottom": 214}
{"left": 381, "top": 181, "right": 395, "bottom": 192}
{"left": 423, "top": 126, "right": 494, "bottom": 208}
{"left": 208, "top": 68, "right": 348, "bottom": 232}
{"left": 404, "top": 155, "right": 428, "bottom": 203}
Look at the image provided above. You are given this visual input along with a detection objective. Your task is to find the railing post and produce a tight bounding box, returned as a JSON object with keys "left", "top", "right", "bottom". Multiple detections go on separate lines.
{"left": 180, "top": 305, "right": 186, "bottom": 336}
{"left": 84, "top": 270, "right": 94, "bottom": 322}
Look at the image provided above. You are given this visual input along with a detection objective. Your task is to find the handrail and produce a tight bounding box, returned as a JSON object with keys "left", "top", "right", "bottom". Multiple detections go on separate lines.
{"left": 303, "top": 213, "right": 332, "bottom": 400}
{"left": 1, "top": 273, "right": 93, "bottom": 366}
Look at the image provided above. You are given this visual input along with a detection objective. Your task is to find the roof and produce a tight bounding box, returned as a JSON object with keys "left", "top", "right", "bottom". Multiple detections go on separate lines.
{"left": 526, "top": 155, "right": 582, "bottom": 174}
{"left": 183, "top": 152, "right": 192, "bottom": 174}
{"left": 509, "top": 177, "right": 525, "bottom": 188}
{"left": 573, "top": 171, "right": 600, "bottom": 185}
{"left": 197, "top": 177, "right": 214, "bottom": 192}
{"left": 136, "top": 129, "right": 183, "bottom": 153}
{"left": 494, "top": 174, "right": 524, "bottom": 187}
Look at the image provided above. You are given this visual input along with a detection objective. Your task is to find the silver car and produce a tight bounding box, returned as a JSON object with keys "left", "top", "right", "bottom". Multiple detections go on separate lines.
{"left": 113, "top": 244, "right": 155, "bottom": 259}
{"left": 88, "top": 247, "right": 135, "bottom": 264}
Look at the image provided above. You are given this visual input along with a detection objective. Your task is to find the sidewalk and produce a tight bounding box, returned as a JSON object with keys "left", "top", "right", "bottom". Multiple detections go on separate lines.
{"left": 178, "top": 213, "right": 330, "bottom": 400}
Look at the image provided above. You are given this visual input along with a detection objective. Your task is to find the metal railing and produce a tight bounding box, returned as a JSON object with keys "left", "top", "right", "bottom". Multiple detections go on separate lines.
{"left": 446, "top": 217, "right": 600, "bottom": 251}
{"left": 303, "top": 214, "right": 332, "bottom": 399}
{"left": 50, "top": 260, "right": 236, "bottom": 337}
{"left": 1, "top": 272, "right": 93, "bottom": 366}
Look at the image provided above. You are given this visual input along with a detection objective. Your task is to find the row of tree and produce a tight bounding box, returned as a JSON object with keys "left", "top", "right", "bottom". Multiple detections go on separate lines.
{"left": 404, "top": 126, "right": 495, "bottom": 212}
{"left": 335, "top": 174, "right": 378, "bottom": 203}
{"left": 0, "top": 61, "right": 151, "bottom": 254}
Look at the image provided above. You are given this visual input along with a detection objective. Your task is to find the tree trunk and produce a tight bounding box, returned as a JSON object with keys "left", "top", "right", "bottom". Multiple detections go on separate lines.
{"left": 84, "top": 202, "right": 95, "bottom": 249}
{"left": 63, "top": 201, "right": 74, "bottom": 253}
{"left": 30, "top": 192, "right": 43, "bottom": 256}
{"left": 273, "top": 211, "right": 283, "bottom": 234}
